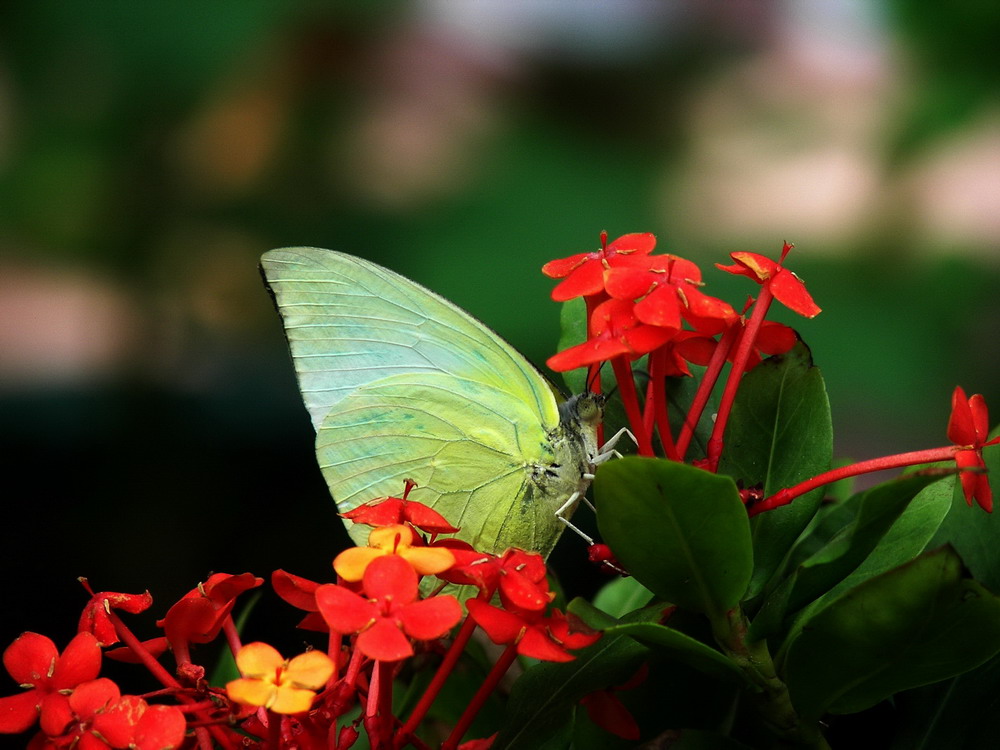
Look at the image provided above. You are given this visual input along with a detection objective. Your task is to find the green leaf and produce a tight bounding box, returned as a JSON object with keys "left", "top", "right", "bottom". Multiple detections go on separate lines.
{"left": 591, "top": 575, "right": 655, "bottom": 619}
{"left": 750, "top": 474, "right": 943, "bottom": 639}
{"left": 784, "top": 545, "right": 1000, "bottom": 722}
{"left": 891, "top": 651, "right": 1000, "bottom": 750}
{"left": 605, "top": 622, "right": 746, "bottom": 684}
{"left": 717, "top": 343, "right": 833, "bottom": 599}
{"left": 494, "top": 629, "right": 650, "bottom": 750}
{"left": 595, "top": 457, "right": 752, "bottom": 620}
{"left": 929, "top": 442, "right": 1000, "bottom": 592}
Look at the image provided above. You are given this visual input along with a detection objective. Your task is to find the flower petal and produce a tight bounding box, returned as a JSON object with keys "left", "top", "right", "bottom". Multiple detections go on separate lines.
{"left": 0, "top": 690, "right": 42, "bottom": 733}
{"left": 316, "top": 584, "right": 377, "bottom": 634}
{"left": 516, "top": 626, "right": 574, "bottom": 662}
{"left": 133, "top": 704, "right": 187, "bottom": 750}
{"left": 770, "top": 269, "right": 821, "bottom": 318}
{"left": 51, "top": 632, "right": 102, "bottom": 690}
{"left": 235, "top": 642, "right": 283, "bottom": 679}
{"left": 4, "top": 632, "right": 58, "bottom": 685}
{"left": 465, "top": 600, "right": 524, "bottom": 646}
{"left": 398, "top": 597, "right": 463, "bottom": 641}
{"left": 401, "top": 546, "right": 456, "bottom": 576}
{"left": 269, "top": 685, "right": 319, "bottom": 715}
{"left": 227, "top": 677, "right": 276, "bottom": 709}
{"left": 333, "top": 546, "right": 385, "bottom": 582}
{"left": 284, "top": 650, "right": 335, "bottom": 690}
{"left": 363, "top": 555, "right": 419, "bottom": 604}
{"left": 356, "top": 619, "right": 413, "bottom": 662}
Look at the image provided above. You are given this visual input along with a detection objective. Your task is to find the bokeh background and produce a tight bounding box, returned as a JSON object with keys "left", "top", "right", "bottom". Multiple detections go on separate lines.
{"left": 2, "top": 0, "right": 999, "bottom": 667}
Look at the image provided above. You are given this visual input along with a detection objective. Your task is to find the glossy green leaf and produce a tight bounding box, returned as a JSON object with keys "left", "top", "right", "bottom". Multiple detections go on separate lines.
{"left": 717, "top": 343, "right": 833, "bottom": 598}
{"left": 891, "top": 651, "right": 1000, "bottom": 750}
{"left": 929, "top": 441, "right": 1000, "bottom": 591}
{"left": 494, "top": 626, "right": 651, "bottom": 750}
{"left": 784, "top": 546, "right": 1000, "bottom": 722}
{"left": 595, "top": 457, "right": 752, "bottom": 620}
{"left": 591, "top": 576, "right": 655, "bottom": 619}
{"left": 751, "top": 474, "right": 942, "bottom": 639}
{"left": 605, "top": 622, "right": 746, "bottom": 683}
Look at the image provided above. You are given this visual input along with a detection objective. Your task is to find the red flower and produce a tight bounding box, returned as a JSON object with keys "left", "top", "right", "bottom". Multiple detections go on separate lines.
{"left": 78, "top": 589, "right": 154, "bottom": 647}
{"left": 316, "top": 555, "right": 462, "bottom": 662}
{"left": 158, "top": 572, "right": 263, "bottom": 647}
{"left": 542, "top": 232, "right": 657, "bottom": 302}
{"left": 333, "top": 524, "right": 456, "bottom": 582}
{"left": 0, "top": 631, "right": 101, "bottom": 734}
{"left": 466, "top": 601, "right": 601, "bottom": 663}
{"left": 437, "top": 548, "right": 553, "bottom": 612}
{"left": 341, "top": 479, "right": 460, "bottom": 536}
{"left": 580, "top": 665, "right": 647, "bottom": 740}
{"left": 716, "top": 242, "right": 821, "bottom": 318}
{"left": 547, "top": 298, "right": 675, "bottom": 372}
{"left": 605, "top": 254, "right": 735, "bottom": 331}
{"left": 948, "top": 386, "right": 1000, "bottom": 512}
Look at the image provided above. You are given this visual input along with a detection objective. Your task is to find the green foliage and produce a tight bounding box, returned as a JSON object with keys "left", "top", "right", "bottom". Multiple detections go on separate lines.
{"left": 595, "top": 457, "right": 752, "bottom": 620}
{"left": 717, "top": 344, "right": 833, "bottom": 599}
{"left": 783, "top": 546, "right": 1000, "bottom": 721}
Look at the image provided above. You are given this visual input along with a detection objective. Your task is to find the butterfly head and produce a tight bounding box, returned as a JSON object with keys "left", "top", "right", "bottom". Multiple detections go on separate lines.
{"left": 559, "top": 391, "right": 605, "bottom": 429}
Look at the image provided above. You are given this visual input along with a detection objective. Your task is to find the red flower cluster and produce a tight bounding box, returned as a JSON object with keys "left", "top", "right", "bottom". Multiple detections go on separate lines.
{"left": 0, "top": 482, "right": 605, "bottom": 750}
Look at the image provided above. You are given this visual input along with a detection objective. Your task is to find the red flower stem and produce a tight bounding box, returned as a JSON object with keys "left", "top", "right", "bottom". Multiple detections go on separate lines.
{"left": 675, "top": 324, "right": 739, "bottom": 461}
{"left": 328, "top": 630, "right": 344, "bottom": 681}
{"left": 648, "top": 348, "right": 679, "bottom": 461}
{"left": 397, "top": 608, "right": 483, "bottom": 740}
{"left": 104, "top": 607, "right": 238, "bottom": 749}
{"left": 364, "top": 660, "right": 394, "bottom": 750}
{"left": 586, "top": 295, "right": 605, "bottom": 445}
{"left": 611, "top": 356, "right": 653, "bottom": 456}
{"left": 707, "top": 287, "right": 775, "bottom": 471}
{"left": 266, "top": 709, "right": 281, "bottom": 750}
{"left": 747, "top": 446, "right": 957, "bottom": 517}
{"left": 441, "top": 643, "right": 519, "bottom": 750}
{"left": 222, "top": 617, "right": 243, "bottom": 657}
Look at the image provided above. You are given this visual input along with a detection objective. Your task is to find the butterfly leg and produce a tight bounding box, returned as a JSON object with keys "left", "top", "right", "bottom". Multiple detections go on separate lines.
{"left": 554, "top": 489, "right": 596, "bottom": 545}
{"left": 593, "top": 426, "right": 636, "bottom": 465}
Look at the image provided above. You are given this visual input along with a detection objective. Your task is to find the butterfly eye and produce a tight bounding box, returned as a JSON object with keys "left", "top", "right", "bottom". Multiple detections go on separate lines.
{"left": 574, "top": 393, "right": 604, "bottom": 425}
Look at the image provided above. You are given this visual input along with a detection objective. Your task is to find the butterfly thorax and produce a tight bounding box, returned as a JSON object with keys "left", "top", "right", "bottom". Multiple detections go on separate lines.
{"left": 529, "top": 392, "right": 604, "bottom": 510}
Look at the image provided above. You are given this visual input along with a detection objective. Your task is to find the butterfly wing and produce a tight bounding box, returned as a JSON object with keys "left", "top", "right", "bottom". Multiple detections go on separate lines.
{"left": 260, "top": 247, "right": 569, "bottom": 553}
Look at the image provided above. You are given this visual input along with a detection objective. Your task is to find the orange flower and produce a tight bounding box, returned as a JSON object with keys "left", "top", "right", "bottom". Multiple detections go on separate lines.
{"left": 226, "top": 643, "right": 334, "bottom": 715}
{"left": 333, "top": 524, "right": 455, "bottom": 582}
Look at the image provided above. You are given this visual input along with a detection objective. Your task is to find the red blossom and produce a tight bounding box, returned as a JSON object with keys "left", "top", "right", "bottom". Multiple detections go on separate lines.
{"left": 158, "top": 572, "right": 263, "bottom": 647}
{"left": 437, "top": 548, "right": 552, "bottom": 612}
{"left": 466, "top": 601, "right": 601, "bottom": 663}
{"left": 948, "top": 386, "right": 1000, "bottom": 512}
{"left": 547, "top": 298, "right": 675, "bottom": 372}
{"left": 316, "top": 555, "right": 462, "bottom": 662}
{"left": 341, "top": 480, "right": 460, "bottom": 536}
{"left": 542, "top": 232, "right": 657, "bottom": 302}
{"left": 716, "top": 242, "right": 821, "bottom": 318}
{"left": 78, "top": 590, "right": 153, "bottom": 647}
{"left": 0, "top": 631, "right": 101, "bottom": 735}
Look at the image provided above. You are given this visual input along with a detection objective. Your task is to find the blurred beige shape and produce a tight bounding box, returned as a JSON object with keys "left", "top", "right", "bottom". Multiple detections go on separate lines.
{"left": 900, "top": 115, "right": 1000, "bottom": 255}
{"left": 665, "top": 5, "right": 894, "bottom": 250}
{"left": 338, "top": 29, "right": 510, "bottom": 210}
{"left": 0, "top": 262, "right": 135, "bottom": 387}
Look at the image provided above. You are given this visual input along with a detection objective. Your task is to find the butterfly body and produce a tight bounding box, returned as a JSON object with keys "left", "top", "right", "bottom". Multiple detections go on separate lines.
{"left": 260, "top": 247, "right": 601, "bottom": 557}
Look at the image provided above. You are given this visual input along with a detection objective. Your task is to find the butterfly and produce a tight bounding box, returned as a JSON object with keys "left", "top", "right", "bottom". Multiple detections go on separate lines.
{"left": 260, "top": 247, "right": 611, "bottom": 559}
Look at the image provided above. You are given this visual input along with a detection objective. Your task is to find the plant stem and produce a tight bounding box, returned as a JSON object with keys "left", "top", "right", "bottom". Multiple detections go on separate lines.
{"left": 442, "top": 644, "right": 518, "bottom": 750}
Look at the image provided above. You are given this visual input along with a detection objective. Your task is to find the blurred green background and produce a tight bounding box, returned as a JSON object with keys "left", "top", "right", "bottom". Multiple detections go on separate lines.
{"left": 2, "top": 0, "right": 999, "bottom": 658}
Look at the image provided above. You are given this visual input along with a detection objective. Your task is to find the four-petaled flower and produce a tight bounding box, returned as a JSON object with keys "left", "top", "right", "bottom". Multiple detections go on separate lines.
{"left": 467, "top": 600, "right": 601, "bottom": 663}
{"left": 333, "top": 524, "right": 455, "bottom": 582}
{"left": 948, "top": 385, "right": 1000, "bottom": 512}
{"left": 542, "top": 231, "right": 657, "bottom": 302}
{"left": 0, "top": 631, "right": 101, "bottom": 734}
{"left": 341, "top": 480, "right": 460, "bottom": 537}
{"left": 715, "top": 242, "right": 821, "bottom": 318}
{"left": 227, "top": 642, "right": 335, "bottom": 715}
{"left": 317, "top": 555, "right": 463, "bottom": 662}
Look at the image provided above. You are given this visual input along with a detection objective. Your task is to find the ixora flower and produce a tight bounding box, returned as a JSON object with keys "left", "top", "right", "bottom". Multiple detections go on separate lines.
{"left": 437, "top": 547, "right": 553, "bottom": 612}
{"left": 715, "top": 242, "right": 821, "bottom": 318}
{"left": 78, "top": 588, "right": 154, "bottom": 647}
{"left": 333, "top": 523, "right": 455, "bottom": 582}
{"left": 317, "top": 554, "right": 462, "bottom": 662}
{"left": 948, "top": 385, "right": 1000, "bottom": 512}
{"left": 0, "top": 631, "right": 101, "bottom": 735}
{"left": 158, "top": 572, "right": 263, "bottom": 647}
{"left": 542, "top": 231, "right": 657, "bottom": 302}
{"left": 226, "top": 642, "right": 334, "bottom": 715}
{"left": 32, "top": 677, "right": 186, "bottom": 750}
{"left": 341, "top": 480, "right": 460, "bottom": 537}
{"left": 466, "top": 600, "right": 601, "bottom": 663}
